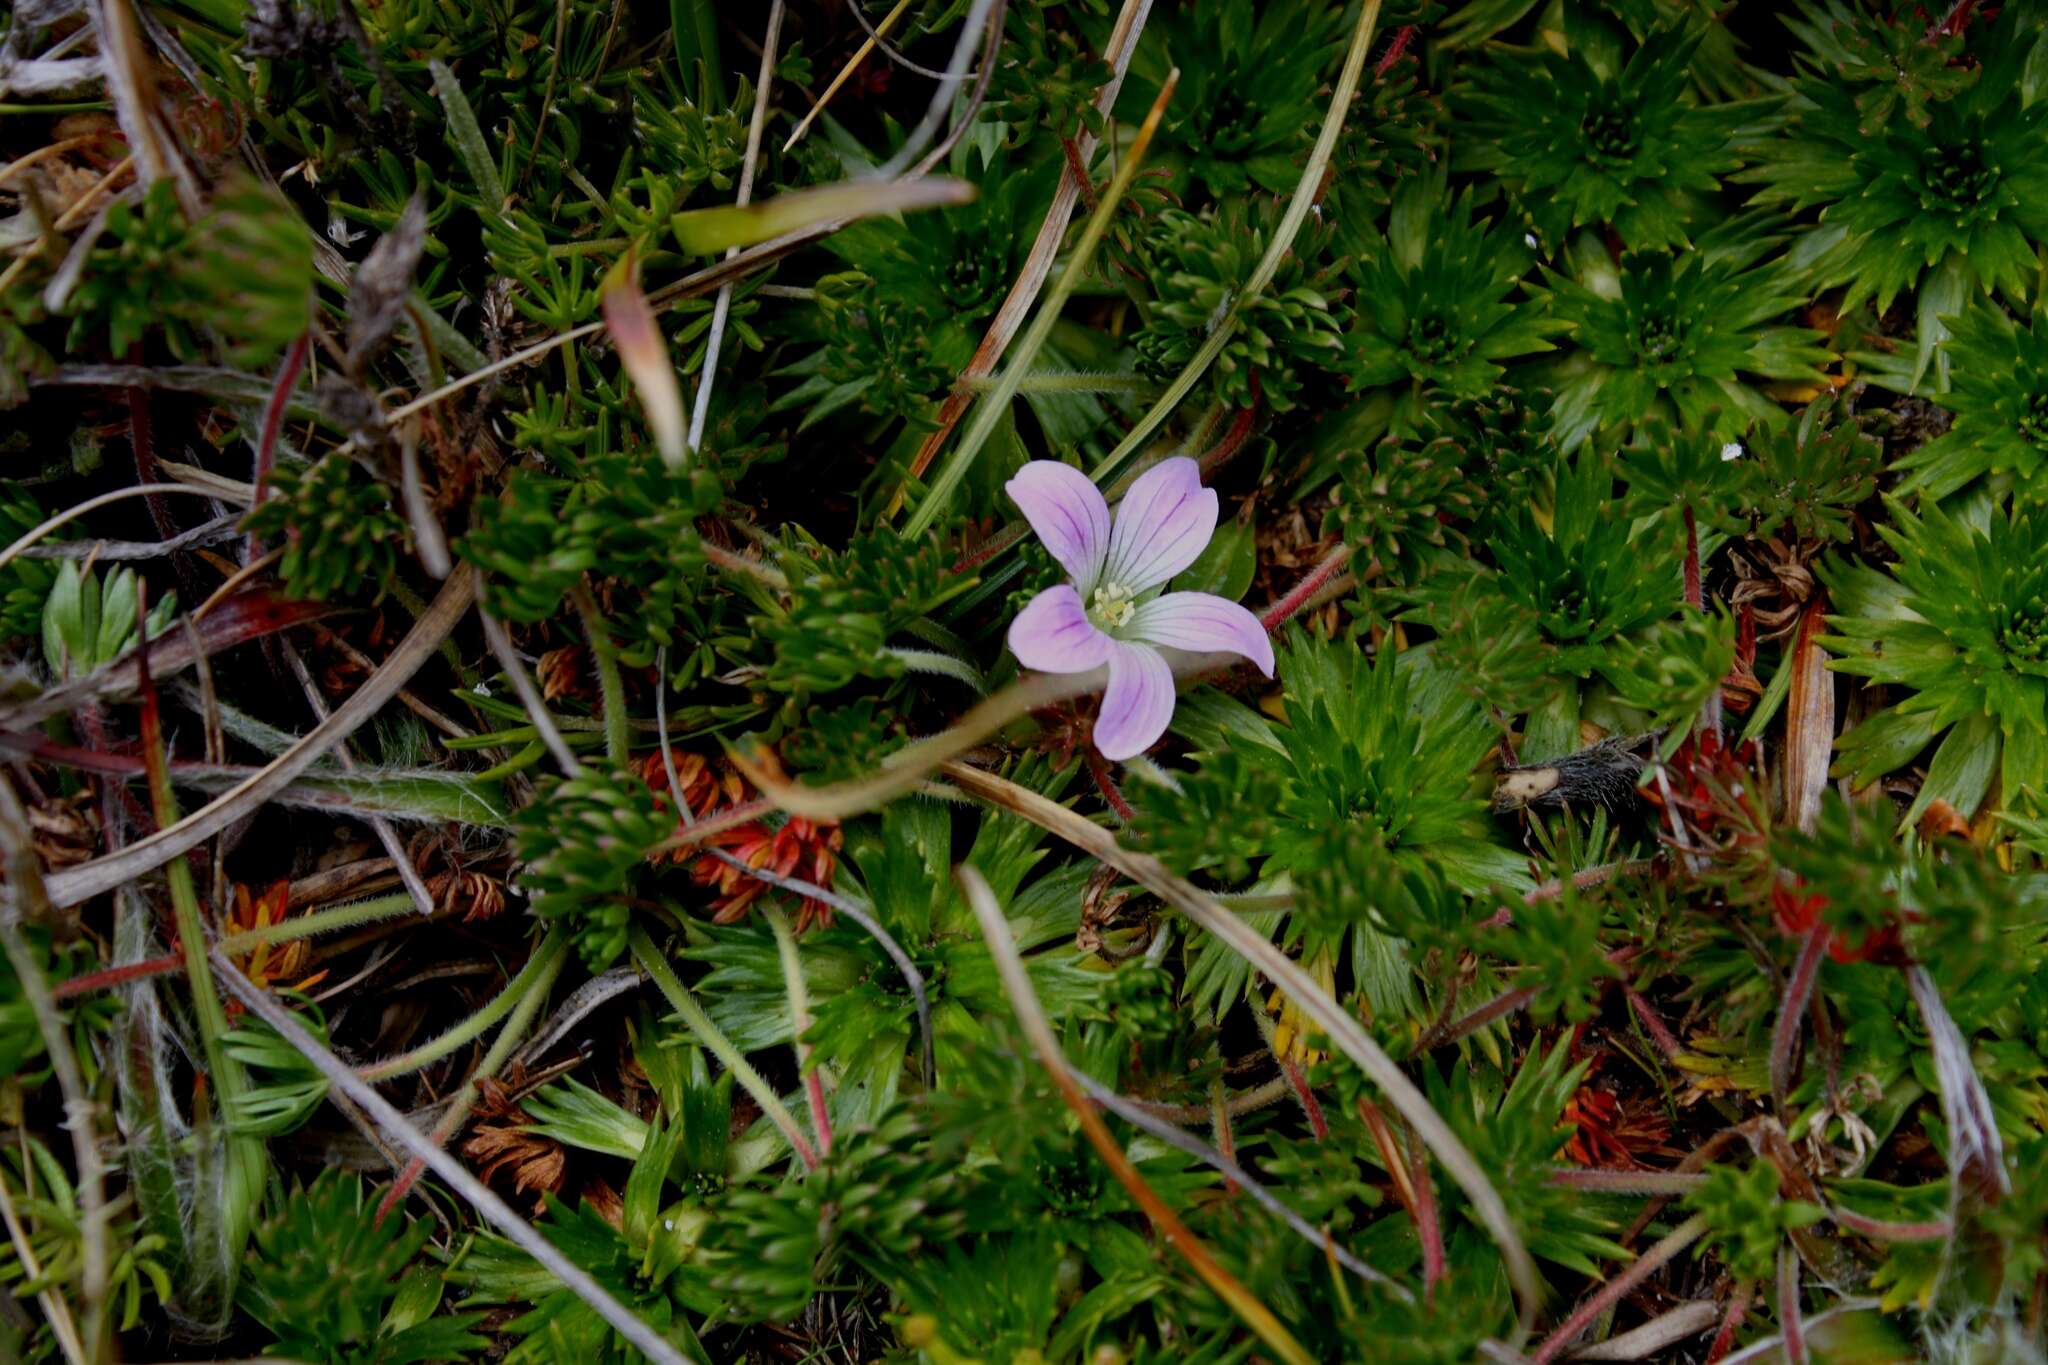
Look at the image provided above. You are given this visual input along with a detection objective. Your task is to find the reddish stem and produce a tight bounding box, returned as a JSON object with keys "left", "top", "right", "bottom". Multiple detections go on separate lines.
{"left": 1279, "top": 1055, "right": 1328, "bottom": 1139}
{"left": 1195, "top": 404, "right": 1259, "bottom": 480}
{"left": 1375, "top": 23, "right": 1417, "bottom": 74}
{"left": 1260, "top": 544, "right": 1353, "bottom": 632}
{"left": 51, "top": 953, "right": 181, "bottom": 999}
{"left": 246, "top": 333, "right": 310, "bottom": 551}
{"left": 1625, "top": 984, "right": 1686, "bottom": 1063}
{"left": 1087, "top": 750, "right": 1136, "bottom": 821}
{"left": 804, "top": 1067, "right": 834, "bottom": 1158}
{"left": 1779, "top": 1245, "right": 1806, "bottom": 1365}
{"left": 1705, "top": 1280, "right": 1752, "bottom": 1363}
{"left": 1407, "top": 1127, "right": 1444, "bottom": 1298}
{"left": 1531, "top": 1214, "right": 1708, "bottom": 1363}
{"left": 1770, "top": 924, "right": 1831, "bottom": 1108}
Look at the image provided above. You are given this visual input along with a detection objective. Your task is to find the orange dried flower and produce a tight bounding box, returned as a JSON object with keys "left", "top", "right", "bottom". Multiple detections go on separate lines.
{"left": 222, "top": 881, "right": 328, "bottom": 1018}
{"left": 638, "top": 748, "right": 844, "bottom": 931}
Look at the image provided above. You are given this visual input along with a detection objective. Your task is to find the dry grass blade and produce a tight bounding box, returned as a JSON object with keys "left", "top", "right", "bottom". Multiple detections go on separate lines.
{"left": 936, "top": 761, "right": 1546, "bottom": 1336}
{"left": 956, "top": 864, "right": 1315, "bottom": 1365}
{"left": 44, "top": 564, "right": 479, "bottom": 907}
{"left": 1784, "top": 602, "right": 1832, "bottom": 833}
{"left": 208, "top": 950, "right": 695, "bottom": 1365}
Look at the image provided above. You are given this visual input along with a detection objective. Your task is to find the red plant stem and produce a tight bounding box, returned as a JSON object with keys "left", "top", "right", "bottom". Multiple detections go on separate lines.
{"left": 1260, "top": 544, "right": 1354, "bottom": 632}
{"left": 1548, "top": 1168, "right": 1704, "bottom": 1195}
{"left": 1212, "top": 1083, "right": 1238, "bottom": 1195}
{"left": 1407, "top": 1126, "right": 1444, "bottom": 1299}
{"left": 1683, "top": 505, "right": 1702, "bottom": 611}
{"left": 1279, "top": 1056, "right": 1328, "bottom": 1139}
{"left": 1421, "top": 984, "right": 1536, "bottom": 1052}
{"left": 1058, "top": 134, "right": 1098, "bottom": 212}
{"left": 246, "top": 333, "right": 309, "bottom": 553}
{"left": 1531, "top": 1214, "right": 1709, "bottom": 1363}
{"left": 1706, "top": 1279, "right": 1752, "bottom": 1364}
{"left": 804, "top": 1068, "right": 833, "bottom": 1158}
{"left": 948, "top": 520, "right": 1029, "bottom": 576}
{"left": 1195, "top": 404, "right": 1259, "bottom": 480}
{"left": 127, "top": 382, "right": 177, "bottom": 544}
{"left": 51, "top": 953, "right": 181, "bottom": 999}
{"left": 1779, "top": 1245, "right": 1806, "bottom": 1365}
{"left": 1088, "top": 750, "right": 1136, "bottom": 821}
{"left": 1771, "top": 924, "right": 1831, "bottom": 1108}
{"left": 1374, "top": 23, "right": 1417, "bottom": 73}
{"left": 1625, "top": 984, "right": 1686, "bottom": 1063}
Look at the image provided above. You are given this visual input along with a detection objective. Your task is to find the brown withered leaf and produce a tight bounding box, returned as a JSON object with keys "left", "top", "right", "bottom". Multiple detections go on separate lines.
{"left": 344, "top": 192, "right": 427, "bottom": 379}
{"left": 463, "top": 1077, "right": 567, "bottom": 1211}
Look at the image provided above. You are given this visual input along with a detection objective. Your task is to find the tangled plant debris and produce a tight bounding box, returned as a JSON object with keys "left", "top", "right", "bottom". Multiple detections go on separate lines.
{"left": 1, "top": 1, "right": 2047, "bottom": 1362}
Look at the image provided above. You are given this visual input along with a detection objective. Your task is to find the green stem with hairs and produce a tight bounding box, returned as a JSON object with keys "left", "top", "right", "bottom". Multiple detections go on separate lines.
{"left": 628, "top": 924, "right": 819, "bottom": 1168}
{"left": 220, "top": 891, "right": 420, "bottom": 954}
{"left": 571, "top": 583, "right": 632, "bottom": 766}
{"left": 359, "top": 932, "right": 571, "bottom": 1082}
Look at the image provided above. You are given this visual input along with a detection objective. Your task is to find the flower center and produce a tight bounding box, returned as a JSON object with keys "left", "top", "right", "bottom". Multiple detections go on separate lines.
{"left": 1090, "top": 581, "right": 1138, "bottom": 630}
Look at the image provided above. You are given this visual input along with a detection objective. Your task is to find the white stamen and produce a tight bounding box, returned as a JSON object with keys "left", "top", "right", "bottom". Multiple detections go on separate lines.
{"left": 1090, "top": 582, "right": 1137, "bottom": 630}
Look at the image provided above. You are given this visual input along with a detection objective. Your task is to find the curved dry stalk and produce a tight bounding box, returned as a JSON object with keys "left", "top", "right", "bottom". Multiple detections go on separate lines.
{"left": 1530, "top": 1215, "right": 1709, "bottom": 1364}
{"left": 935, "top": 762, "right": 1545, "bottom": 1334}
{"left": 1086, "top": 0, "right": 1384, "bottom": 487}
{"left": 899, "top": 0, "right": 1155, "bottom": 490}
{"left": 44, "top": 564, "right": 478, "bottom": 907}
{"left": 1069, "top": 1067, "right": 1406, "bottom": 1295}
{"left": 0, "top": 482, "right": 231, "bottom": 574}
{"left": 685, "top": 1, "right": 782, "bottom": 456}
{"left": 957, "top": 865, "right": 1314, "bottom": 1365}
{"left": 478, "top": 604, "right": 584, "bottom": 777}
{"left": 209, "top": 950, "right": 695, "bottom": 1365}
{"left": 725, "top": 668, "right": 1099, "bottom": 820}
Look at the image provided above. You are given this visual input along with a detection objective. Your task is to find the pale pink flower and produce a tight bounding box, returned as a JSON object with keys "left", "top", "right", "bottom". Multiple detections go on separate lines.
{"left": 1005, "top": 457, "right": 1274, "bottom": 760}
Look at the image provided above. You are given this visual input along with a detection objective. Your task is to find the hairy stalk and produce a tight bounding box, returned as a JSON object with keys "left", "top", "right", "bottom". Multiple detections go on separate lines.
{"left": 379, "top": 927, "right": 569, "bottom": 1217}
{"left": 360, "top": 932, "right": 572, "bottom": 1082}
{"left": 958, "top": 865, "right": 1315, "bottom": 1364}
{"left": 1087, "top": 0, "right": 1385, "bottom": 488}
{"left": 628, "top": 925, "right": 819, "bottom": 1168}
{"left": 210, "top": 951, "right": 693, "bottom": 1365}
{"left": 1530, "top": 1214, "right": 1709, "bottom": 1363}
{"left": 570, "top": 583, "right": 632, "bottom": 765}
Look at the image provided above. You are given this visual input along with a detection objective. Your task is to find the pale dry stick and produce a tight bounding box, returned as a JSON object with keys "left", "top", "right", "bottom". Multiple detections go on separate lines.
{"left": 477, "top": 607, "right": 584, "bottom": 777}
{"left": 0, "top": 483, "right": 230, "bottom": 576}
{"left": 1713, "top": 1299, "right": 1883, "bottom": 1365}
{"left": 782, "top": 0, "right": 914, "bottom": 152}
{"left": 0, "top": 779, "right": 107, "bottom": 1364}
{"left": 898, "top": 0, "right": 1155, "bottom": 490}
{"left": 44, "top": 564, "right": 478, "bottom": 907}
{"left": 957, "top": 865, "right": 1314, "bottom": 1365}
{"left": 685, "top": 0, "right": 783, "bottom": 455}
{"left": 936, "top": 761, "right": 1546, "bottom": 1338}
{"left": 872, "top": 0, "right": 999, "bottom": 178}
{"left": 1087, "top": 0, "right": 1384, "bottom": 488}
{"left": 1568, "top": 1301, "right": 1721, "bottom": 1362}
{"left": 0, "top": 1166, "right": 87, "bottom": 1365}
{"left": 1529, "top": 1215, "right": 1709, "bottom": 1364}
{"left": 210, "top": 951, "right": 695, "bottom": 1365}
{"left": 1069, "top": 1067, "right": 1406, "bottom": 1294}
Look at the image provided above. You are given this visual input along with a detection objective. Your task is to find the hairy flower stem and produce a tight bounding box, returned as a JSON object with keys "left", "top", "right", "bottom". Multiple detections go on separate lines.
{"left": 1531, "top": 1214, "right": 1709, "bottom": 1363}
{"left": 1706, "top": 1279, "right": 1753, "bottom": 1363}
{"left": 1771, "top": 924, "right": 1830, "bottom": 1108}
{"left": 378, "top": 928, "right": 569, "bottom": 1218}
{"left": 629, "top": 925, "right": 819, "bottom": 1169}
{"left": 359, "top": 932, "right": 571, "bottom": 1082}
{"left": 958, "top": 865, "right": 1315, "bottom": 1365}
{"left": 570, "top": 583, "right": 631, "bottom": 766}
{"left": 1259, "top": 543, "right": 1355, "bottom": 631}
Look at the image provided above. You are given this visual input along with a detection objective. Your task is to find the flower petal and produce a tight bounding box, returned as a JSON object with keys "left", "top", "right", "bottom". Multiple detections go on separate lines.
{"left": 1105, "top": 456, "right": 1217, "bottom": 591}
{"left": 1008, "top": 585, "right": 1113, "bottom": 674}
{"left": 1095, "top": 641, "right": 1176, "bottom": 760}
{"left": 1128, "top": 592, "right": 1276, "bottom": 677}
{"left": 1006, "top": 461, "right": 1110, "bottom": 591}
